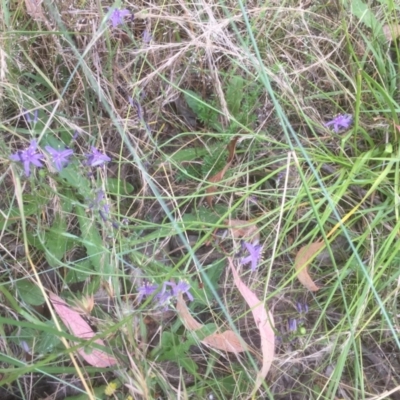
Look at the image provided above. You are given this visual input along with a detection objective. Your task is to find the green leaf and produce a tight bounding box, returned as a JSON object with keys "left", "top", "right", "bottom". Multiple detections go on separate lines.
{"left": 350, "top": 0, "right": 383, "bottom": 33}
{"left": 60, "top": 164, "right": 91, "bottom": 196}
{"left": 184, "top": 90, "right": 204, "bottom": 115}
{"left": 155, "top": 331, "right": 194, "bottom": 361}
{"left": 44, "top": 215, "right": 74, "bottom": 267}
{"left": 35, "top": 322, "right": 62, "bottom": 354}
{"left": 75, "top": 205, "right": 110, "bottom": 273}
{"left": 106, "top": 177, "right": 134, "bottom": 195}
{"left": 226, "top": 75, "right": 244, "bottom": 117}
{"left": 16, "top": 281, "right": 45, "bottom": 306}
{"left": 179, "top": 357, "right": 198, "bottom": 375}
{"left": 164, "top": 147, "right": 209, "bottom": 163}
{"left": 65, "top": 259, "right": 94, "bottom": 283}
{"left": 191, "top": 259, "right": 225, "bottom": 306}
{"left": 0, "top": 202, "right": 40, "bottom": 231}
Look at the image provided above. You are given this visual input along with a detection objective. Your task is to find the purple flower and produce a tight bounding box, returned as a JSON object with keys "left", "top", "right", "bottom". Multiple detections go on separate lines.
{"left": 45, "top": 146, "right": 74, "bottom": 172}
{"left": 142, "top": 29, "right": 152, "bottom": 44}
{"left": 241, "top": 241, "right": 263, "bottom": 271}
{"left": 85, "top": 147, "right": 111, "bottom": 167}
{"left": 165, "top": 281, "right": 194, "bottom": 301}
{"left": 137, "top": 280, "right": 194, "bottom": 308}
{"left": 288, "top": 318, "right": 297, "bottom": 332}
{"left": 325, "top": 114, "right": 352, "bottom": 133}
{"left": 296, "top": 302, "right": 309, "bottom": 314}
{"left": 99, "top": 204, "right": 110, "bottom": 222}
{"left": 10, "top": 140, "right": 44, "bottom": 177}
{"left": 107, "top": 7, "right": 132, "bottom": 28}
{"left": 137, "top": 282, "right": 159, "bottom": 303}
{"left": 24, "top": 109, "right": 38, "bottom": 125}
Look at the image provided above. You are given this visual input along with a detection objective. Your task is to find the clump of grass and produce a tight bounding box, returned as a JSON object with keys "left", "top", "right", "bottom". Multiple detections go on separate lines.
{"left": 0, "top": 0, "right": 400, "bottom": 398}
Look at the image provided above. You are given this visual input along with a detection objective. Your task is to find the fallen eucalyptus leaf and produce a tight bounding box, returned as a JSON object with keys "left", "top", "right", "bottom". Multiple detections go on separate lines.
{"left": 49, "top": 292, "right": 117, "bottom": 367}
{"left": 176, "top": 294, "right": 248, "bottom": 354}
{"left": 228, "top": 258, "right": 275, "bottom": 393}
{"left": 294, "top": 241, "right": 324, "bottom": 291}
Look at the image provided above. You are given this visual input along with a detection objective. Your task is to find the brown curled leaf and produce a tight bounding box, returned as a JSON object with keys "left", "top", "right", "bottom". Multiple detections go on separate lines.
{"left": 294, "top": 241, "right": 324, "bottom": 291}
{"left": 49, "top": 292, "right": 118, "bottom": 367}
{"left": 228, "top": 258, "right": 275, "bottom": 392}
{"left": 206, "top": 136, "right": 238, "bottom": 207}
{"left": 176, "top": 294, "right": 247, "bottom": 354}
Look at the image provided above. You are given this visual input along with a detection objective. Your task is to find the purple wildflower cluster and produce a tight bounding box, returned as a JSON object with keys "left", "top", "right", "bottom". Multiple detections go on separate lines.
{"left": 9, "top": 140, "right": 44, "bottom": 177}
{"left": 137, "top": 280, "right": 194, "bottom": 309}
{"left": 325, "top": 114, "right": 352, "bottom": 133}
{"left": 10, "top": 140, "right": 110, "bottom": 177}
{"left": 107, "top": 7, "right": 133, "bottom": 28}
{"left": 240, "top": 241, "right": 263, "bottom": 271}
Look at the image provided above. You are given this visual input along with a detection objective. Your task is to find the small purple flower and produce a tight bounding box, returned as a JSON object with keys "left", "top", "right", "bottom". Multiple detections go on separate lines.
{"left": 137, "top": 282, "right": 159, "bottom": 303}
{"left": 296, "top": 302, "right": 309, "bottom": 314}
{"left": 85, "top": 147, "right": 111, "bottom": 167}
{"left": 241, "top": 241, "right": 263, "bottom": 271}
{"left": 107, "top": 7, "right": 132, "bottom": 28}
{"left": 142, "top": 29, "right": 152, "bottom": 44}
{"left": 23, "top": 109, "right": 38, "bottom": 125}
{"left": 10, "top": 140, "right": 44, "bottom": 177}
{"left": 137, "top": 280, "right": 194, "bottom": 308}
{"left": 45, "top": 146, "right": 74, "bottom": 172}
{"left": 288, "top": 318, "right": 297, "bottom": 332}
{"left": 99, "top": 204, "right": 110, "bottom": 222}
{"left": 325, "top": 114, "right": 352, "bottom": 133}
{"left": 165, "top": 281, "right": 194, "bottom": 301}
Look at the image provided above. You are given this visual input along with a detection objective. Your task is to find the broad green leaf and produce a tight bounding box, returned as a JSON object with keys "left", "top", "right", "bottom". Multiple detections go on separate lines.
{"left": 184, "top": 89, "right": 204, "bottom": 115}
{"left": 75, "top": 205, "right": 110, "bottom": 273}
{"left": 106, "top": 177, "right": 134, "bottom": 195}
{"left": 0, "top": 202, "right": 41, "bottom": 231}
{"left": 44, "top": 215, "right": 74, "bottom": 267}
{"left": 65, "top": 259, "right": 93, "bottom": 283}
{"left": 351, "top": 0, "right": 383, "bottom": 36}
{"left": 164, "top": 147, "right": 209, "bottom": 163}
{"left": 226, "top": 75, "right": 244, "bottom": 116}
{"left": 16, "top": 281, "right": 44, "bottom": 306}
{"left": 191, "top": 259, "right": 225, "bottom": 306}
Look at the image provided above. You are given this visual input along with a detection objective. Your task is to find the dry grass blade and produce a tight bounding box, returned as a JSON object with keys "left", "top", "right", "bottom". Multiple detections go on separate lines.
{"left": 206, "top": 136, "right": 238, "bottom": 206}
{"left": 294, "top": 241, "right": 324, "bottom": 291}
{"left": 228, "top": 258, "right": 275, "bottom": 393}
{"left": 49, "top": 292, "right": 118, "bottom": 367}
{"left": 176, "top": 294, "right": 248, "bottom": 353}
{"left": 24, "top": 0, "right": 46, "bottom": 21}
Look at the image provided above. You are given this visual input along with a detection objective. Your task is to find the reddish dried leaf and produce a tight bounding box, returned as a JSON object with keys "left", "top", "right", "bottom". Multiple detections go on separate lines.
{"left": 176, "top": 295, "right": 247, "bottom": 353}
{"left": 206, "top": 136, "right": 238, "bottom": 206}
{"left": 228, "top": 258, "right": 275, "bottom": 391}
{"left": 202, "top": 330, "right": 248, "bottom": 353}
{"left": 294, "top": 241, "right": 324, "bottom": 291}
{"left": 49, "top": 292, "right": 117, "bottom": 367}
{"left": 176, "top": 295, "right": 203, "bottom": 331}
{"left": 25, "top": 0, "right": 46, "bottom": 21}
